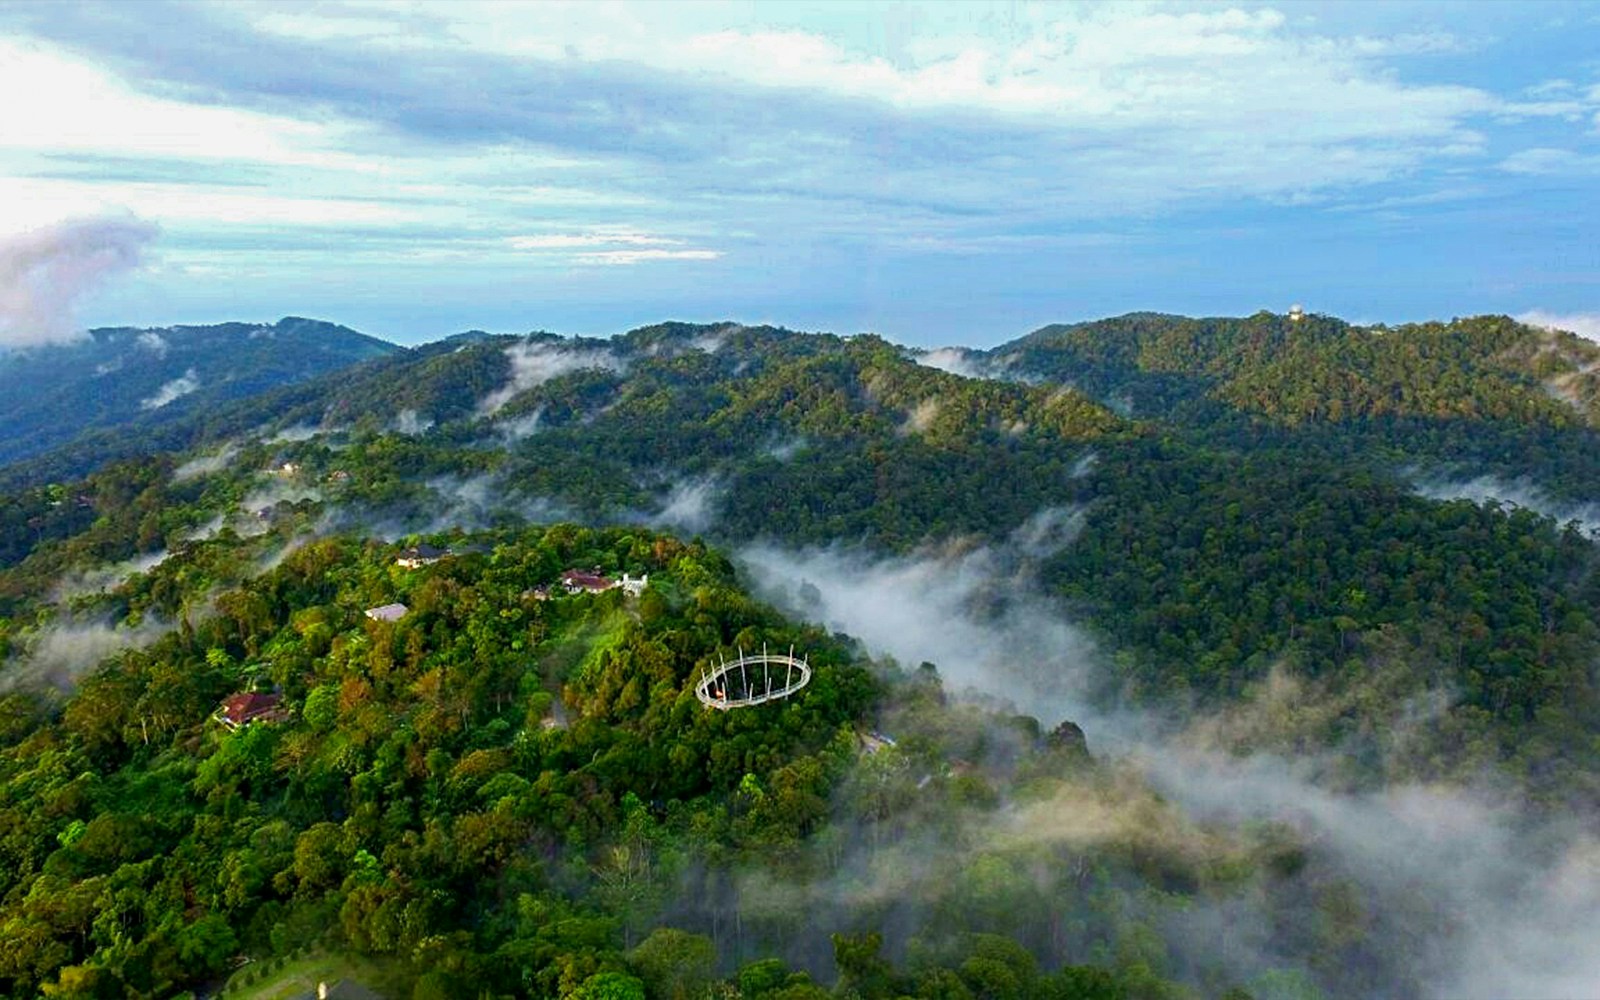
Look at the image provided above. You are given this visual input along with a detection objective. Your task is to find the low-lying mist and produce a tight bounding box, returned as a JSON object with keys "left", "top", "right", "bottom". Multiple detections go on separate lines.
{"left": 0, "top": 615, "right": 173, "bottom": 694}
{"left": 735, "top": 513, "right": 1600, "bottom": 998}
{"left": 1411, "top": 472, "right": 1600, "bottom": 538}
{"left": 479, "top": 340, "right": 624, "bottom": 415}
{"left": 739, "top": 507, "right": 1097, "bottom": 727}
{"left": 52, "top": 550, "right": 172, "bottom": 602}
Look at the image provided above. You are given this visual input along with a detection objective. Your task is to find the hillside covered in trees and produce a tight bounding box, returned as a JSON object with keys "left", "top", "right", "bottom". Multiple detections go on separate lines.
{"left": 995, "top": 311, "right": 1600, "bottom": 502}
{"left": 3, "top": 310, "right": 1600, "bottom": 998}
{"left": 0, "top": 520, "right": 1265, "bottom": 999}
{"left": 0, "top": 318, "right": 402, "bottom": 473}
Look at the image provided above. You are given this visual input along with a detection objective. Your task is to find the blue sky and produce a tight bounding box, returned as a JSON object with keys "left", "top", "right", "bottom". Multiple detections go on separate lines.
{"left": 0, "top": 0, "right": 1597, "bottom": 348}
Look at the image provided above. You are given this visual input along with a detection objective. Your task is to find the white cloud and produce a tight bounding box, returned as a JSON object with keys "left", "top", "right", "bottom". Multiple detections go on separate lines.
{"left": 251, "top": 8, "right": 421, "bottom": 45}
{"left": 135, "top": 330, "right": 167, "bottom": 355}
{"left": 394, "top": 409, "right": 433, "bottom": 435}
{"left": 574, "top": 248, "right": 722, "bottom": 266}
{"left": 0, "top": 38, "right": 361, "bottom": 170}
{"left": 902, "top": 396, "right": 941, "bottom": 434}
{"left": 1, "top": 0, "right": 1589, "bottom": 339}
{"left": 739, "top": 521, "right": 1097, "bottom": 717}
{"left": 493, "top": 408, "right": 543, "bottom": 443}
{"left": 1499, "top": 147, "right": 1600, "bottom": 175}
{"left": 0, "top": 175, "right": 413, "bottom": 230}
{"left": 1141, "top": 748, "right": 1600, "bottom": 999}
{"left": 507, "top": 229, "right": 723, "bottom": 266}
{"left": 241, "top": 480, "right": 323, "bottom": 518}
{"left": 740, "top": 519, "right": 1600, "bottom": 998}
{"left": 1517, "top": 309, "right": 1600, "bottom": 342}
{"left": 650, "top": 477, "right": 721, "bottom": 534}
{"left": 401, "top": 3, "right": 1501, "bottom": 200}
{"left": 53, "top": 549, "right": 171, "bottom": 601}
{"left": 1411, "top": 473, "right": 1600, "bottom": 537}
{"left": 509, "top": 230, "right": 679, "bottom": 250}
{"left": 228, "top": 0, "right": 1530, "bottom": 218}
{"left": 1, "top": 615, "right": 172, "bottom": 692}
{"left": 0, "top": 213, "right": 156, "bottom": 347}
{"left": 265, "top": 423, "right": 326, "bottom": 443}
{"left": 139, "top": 367, "right": 200, "bottom": 409}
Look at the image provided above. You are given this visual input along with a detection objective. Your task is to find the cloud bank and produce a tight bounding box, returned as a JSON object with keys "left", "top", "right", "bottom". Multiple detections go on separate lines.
{"left": 173, "top": 444, "right": 238, "bottom": 481}
{"left": 53, "top": 550, "right": 171, "bottom": 602}
{"left": 0, "top": 6, "right": 1593, "bottom": 342}
{"left": 1518, "top": 309, "right": 1600, "bottom": 343}
{"left": 737, "top": 513, "right": 1600, "bottom": 998}
{"left": 0, "top": 214, "right": 157, "bottom": 348}
{"left": 913, "top": 347, "right": 992, "bottom": 380}
{"left": 739, "top": 509, "right": 1097, "bottom": 722}
{"left": 648, "top": 478, "right": 722, "bottom": 535}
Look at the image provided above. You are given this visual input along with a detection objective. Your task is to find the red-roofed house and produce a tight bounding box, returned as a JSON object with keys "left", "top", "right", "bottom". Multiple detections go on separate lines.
{"left": 560, "top": 569, "right": 616, "bottom": 594}
{"left": 215, "top": 692, "right": 289, "bottom": 730}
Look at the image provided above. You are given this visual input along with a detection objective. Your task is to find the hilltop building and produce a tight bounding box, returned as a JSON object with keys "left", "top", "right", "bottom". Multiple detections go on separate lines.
{"left": 214, "top": 692, "right": 289, "bottom": 730}
{"left": 560, "top": 569, "right": 615, "bottom": 594}
{"left": 556, "top": 569, "right": 650, "bottom": 596}
{"left": 365, "top": 602, "right": 409, "bottom": 622}
{"left": 395, "top": 543, "right": 449, "bottom": 569}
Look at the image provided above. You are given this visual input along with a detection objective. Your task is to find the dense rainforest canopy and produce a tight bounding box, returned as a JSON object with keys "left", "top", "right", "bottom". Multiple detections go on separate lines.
{"left": 3, "top": 311, "right": 1600, "bottom": 998}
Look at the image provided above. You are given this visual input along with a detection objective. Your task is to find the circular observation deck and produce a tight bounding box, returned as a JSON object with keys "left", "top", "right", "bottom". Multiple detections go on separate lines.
{"left": 694, "top": 645, "right": 811, "bottom": 710}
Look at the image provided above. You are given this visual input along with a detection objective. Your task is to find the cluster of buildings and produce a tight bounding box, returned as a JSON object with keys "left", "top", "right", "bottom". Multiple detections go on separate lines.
{"left": 215, "top": 545, "right": 652, "bottom": 732}
{"left": 528, "top": 569, "right": 649, "bottom": 600}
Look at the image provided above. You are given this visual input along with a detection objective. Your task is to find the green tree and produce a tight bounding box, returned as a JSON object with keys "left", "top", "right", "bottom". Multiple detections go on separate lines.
{"left": 628, "top": 927, "right": 715, "bottom": 1000}
{"left": 571, "top": 971, "right": 648, "bottom": 1000}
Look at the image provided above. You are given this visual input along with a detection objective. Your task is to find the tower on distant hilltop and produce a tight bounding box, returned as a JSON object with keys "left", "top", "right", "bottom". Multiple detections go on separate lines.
{"left": 1288, "top": 304, "right": 1305, "bottom": 323}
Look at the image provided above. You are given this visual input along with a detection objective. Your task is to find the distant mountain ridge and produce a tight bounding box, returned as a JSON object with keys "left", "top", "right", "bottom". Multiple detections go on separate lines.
{"left": 7, "top": 309, "right": 1600, "bottom": 502}
{"left": 991, "top": 310, "right": 1600, "bottom": 427}
{"left": 0, "top": 317, "right": 402, "bottom": 469}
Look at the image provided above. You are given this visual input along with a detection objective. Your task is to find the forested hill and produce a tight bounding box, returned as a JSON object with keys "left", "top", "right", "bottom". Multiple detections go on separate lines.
{"left": 5, "top": 312, "right": 1600, "bottom": 791}
{"left": 992, "top": 311, "right": 1600, "bottom": 501}
{"left": 997, "top": 311, "right": 1600, "bottom": 426}
{"left": 4, "top": 313, "right": 1600, "bottom": 996}
{"left": 0, "top": 521, "right": 1210, "bottom": 999}
{"left": 0, "top": 317, "right": 402, "bottom": 473}
{"left": 11, "top": 309, "right": 1600, "bottom": 499}
{"left": 3, "top": 322, "right": 1127, "bottom": 541}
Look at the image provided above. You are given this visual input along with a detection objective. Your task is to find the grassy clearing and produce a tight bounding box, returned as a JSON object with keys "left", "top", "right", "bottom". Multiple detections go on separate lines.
{"left": 539, "top": 604, "right": 629, "bottom": 687}
{"left": 217, "top": 951, "right": 398, "bottom": 1000}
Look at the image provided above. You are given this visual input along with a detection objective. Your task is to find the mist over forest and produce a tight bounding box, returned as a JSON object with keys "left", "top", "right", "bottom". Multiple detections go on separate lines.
{"left": 2, "top": 305, "right": 1600, "bottom": 1000}
{"left": 8, "top": 0, "right": 1600, "bottom": 993}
